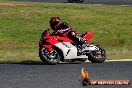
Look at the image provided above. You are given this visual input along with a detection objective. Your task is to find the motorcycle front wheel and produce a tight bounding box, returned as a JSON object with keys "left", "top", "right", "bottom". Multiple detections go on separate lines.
{"left": 39, "top": 46, "right": 61, "bottom": 65}
{"left": 88, "top": 45, "right": 106, "bottom": 63}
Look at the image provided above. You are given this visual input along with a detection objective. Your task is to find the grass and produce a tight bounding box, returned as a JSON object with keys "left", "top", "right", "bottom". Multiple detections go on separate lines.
{"left": 0, "top": 1, "right": 132, "bottom": 62}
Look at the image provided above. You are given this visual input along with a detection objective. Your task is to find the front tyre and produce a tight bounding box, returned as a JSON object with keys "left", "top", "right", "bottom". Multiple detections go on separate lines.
{"left": 88, "top": 45, "right": 106, "bottom": 63}
{"left": 39, "top": 47, "right": 61, "bottom": 65}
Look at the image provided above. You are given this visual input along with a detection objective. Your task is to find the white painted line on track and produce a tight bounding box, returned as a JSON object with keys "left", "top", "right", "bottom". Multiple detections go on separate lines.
{"left": 105, "top": 59, "right": 132, "bottom": 62}
{"left": 85, "top": 59, "right": 132, "bottom": 62}
{"left": 94, "top": 4, "right": 132, "bottom": 6}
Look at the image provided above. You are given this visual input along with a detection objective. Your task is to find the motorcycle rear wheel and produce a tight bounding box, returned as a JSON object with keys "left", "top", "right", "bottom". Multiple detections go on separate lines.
{"left": 39, "top": 47, "right": 61, "bottom": 65}
{"left": 88, "top": 45, "right": 106, "bottom": 63}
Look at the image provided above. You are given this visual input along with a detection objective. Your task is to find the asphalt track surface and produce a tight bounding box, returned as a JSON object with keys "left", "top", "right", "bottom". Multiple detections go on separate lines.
{"left": 0, "top": 61, "right": 132, "bottom": 88}
{"left": 1, "top": 1, "right": 131, "bottom": 88}
{"left": 21, "top": 0, "right": 132, "bottom": 5}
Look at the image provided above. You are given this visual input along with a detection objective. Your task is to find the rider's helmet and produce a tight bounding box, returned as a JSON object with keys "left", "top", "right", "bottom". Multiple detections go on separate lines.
{"left": 49, "top": 17, "right": 62, "bottom": 30}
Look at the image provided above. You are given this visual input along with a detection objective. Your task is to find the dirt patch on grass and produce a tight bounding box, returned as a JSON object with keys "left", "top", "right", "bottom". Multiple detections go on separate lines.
{"left": 0, "top": 2, "right": 30, "bottom": 6}
{"left": 107, "top": 50, "right": 132, "bottom": 59}
{"left": 0, "top": 51, "right": 39, "bottom": 62}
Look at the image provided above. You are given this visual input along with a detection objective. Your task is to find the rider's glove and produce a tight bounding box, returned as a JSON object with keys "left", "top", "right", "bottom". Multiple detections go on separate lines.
{"left": 57, "top": 29, "right": 63, "bottom": 34}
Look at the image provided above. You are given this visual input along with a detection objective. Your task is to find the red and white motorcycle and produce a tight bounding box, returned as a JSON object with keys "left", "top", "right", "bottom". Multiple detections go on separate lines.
{"left": 39, "top": 29, "right": 106, "bottom": 64}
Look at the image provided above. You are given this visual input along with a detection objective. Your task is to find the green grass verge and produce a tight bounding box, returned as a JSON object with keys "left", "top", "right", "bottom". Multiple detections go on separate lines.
{"left": 0, "top": 1, "right": 132, "bottom": 62}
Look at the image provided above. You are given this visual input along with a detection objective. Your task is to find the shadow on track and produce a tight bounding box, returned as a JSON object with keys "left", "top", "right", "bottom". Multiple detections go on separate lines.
{"left": 0, "top": 61, "right": 46, "bottom": 65}
{"left": 0, "top": 61, "right": 84, "bottom": 65}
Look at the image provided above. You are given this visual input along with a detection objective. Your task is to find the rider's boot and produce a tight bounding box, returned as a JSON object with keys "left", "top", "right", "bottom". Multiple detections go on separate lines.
{"left": 77, "top": 42, "right": 89, "bottom": 52}
{"left": 81, "top": 44, "right": 90, "bottom": 52}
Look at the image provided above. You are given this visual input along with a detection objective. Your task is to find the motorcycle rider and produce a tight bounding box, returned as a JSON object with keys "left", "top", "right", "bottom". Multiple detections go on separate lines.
{"left": 49, "top": 17, "right": 86, "bottom": 45}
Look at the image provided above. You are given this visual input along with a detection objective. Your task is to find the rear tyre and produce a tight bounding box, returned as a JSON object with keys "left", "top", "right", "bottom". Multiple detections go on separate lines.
{"left": 39, "top": 47, "right": 61, "bottom": 65}
{"left": 88, "top": 45, "right": 106, "bottom": 63}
